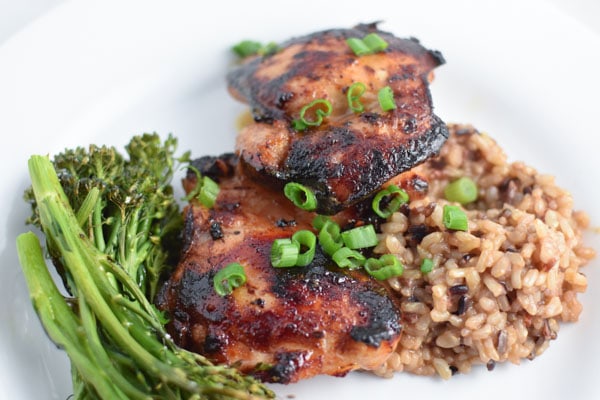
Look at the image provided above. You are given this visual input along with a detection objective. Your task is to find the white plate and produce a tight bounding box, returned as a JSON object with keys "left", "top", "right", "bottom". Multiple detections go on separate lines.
{"left": 1, "top": 1, "right": 599, "bottom": 399}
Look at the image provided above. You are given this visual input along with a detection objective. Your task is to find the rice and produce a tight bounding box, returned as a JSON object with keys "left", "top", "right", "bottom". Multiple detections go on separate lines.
{"left": 373, "top": 124, "right": 596, "bottom": 378}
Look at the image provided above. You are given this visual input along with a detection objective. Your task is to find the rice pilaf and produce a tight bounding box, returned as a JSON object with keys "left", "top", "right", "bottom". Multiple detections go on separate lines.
{"left": 373, "top": 124, "right": 595, "bottom": 378}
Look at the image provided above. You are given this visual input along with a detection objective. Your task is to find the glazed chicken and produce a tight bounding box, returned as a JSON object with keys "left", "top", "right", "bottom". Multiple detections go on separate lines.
{"left": 228, "top": 22, "right": 448, "bottom": 214}
{"left": 158, "top": 24, "right": 450, "bottom": 384}
{"left": 157, "top": 155, "right": 402, "bottom": 383}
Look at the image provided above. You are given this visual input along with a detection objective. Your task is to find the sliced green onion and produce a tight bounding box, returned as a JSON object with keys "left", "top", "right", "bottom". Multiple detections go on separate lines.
{"left": 293, "top": 98, "right": 333, "bottom": 131}
{"left": 318, "top": 220, "right": 344, "bottom": 256}
{"left": 283, "top": 182, "right": 317, "bottom": 211}
{"left": 292, "top": 230, "right": 317, "bottom": 266}
{"left": 270, "top": 238, "right": 300, "bottom": 267}
{"left": 347, "top": 82, "right": 366, "bottom": 113}
{"left": 346, "top": 37, "right": 371, "bottom": 56}
{"left": 443, "top": 205, "right": 469, "bottom": 231}
{"left": 420, "top": 258, "right": 434, "bottom": 274}
{"left": 291, "top": 119, "right": 308, "bottom": 131}
{"left": 332, "top": 247, "right": 366, "bottom": 269}
{"left": 378, "top": 86, "right": 396, "bottom": 111}
{"left": 213, "top": 262, "right": 247, "bottom": 296}
{"left": 372, "top": 184, "right": 409, "bottom": 218}
{"left": 341, "top": 224, "right": 379, "bottom": 249}
{"left": 257, "top": 41, "right": 280, "bottom": 56}
{"left": 185, "top": 166, "right": 220, "bottom": 208}
{"left": 232, "top": 40, "right": 280, "bottom": 58}
{"left": 444, "top": 177, "right": 478, "bottom": 204}
{"left": 312, "top": 215, "right": 330, "bottom": 231}
{"left": 362, "top": 33, "right": 389, "bottom": 53}
{"left": 232, "top": 40, "right": 263, "bottom": 58}
{"left": 346, "top": 33, "right": 389, "bottom": 56}
{"left": 198, "top": 176, "right": 220, "bottom": 208}
{"left": 365, "top": 254, "right": 404, "bottom": 280}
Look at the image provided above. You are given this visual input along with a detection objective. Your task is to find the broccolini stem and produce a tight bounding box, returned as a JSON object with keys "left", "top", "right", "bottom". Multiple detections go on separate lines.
{"left": 92, "top": 197, "right": 106, "bottom": 252}
{"left": 16, "top": 233, "right": 129, "bottom": 399}
{"left": 75, "top": 187, "right": 100, "bottom": 228}
{"left": 29, "top": 157, "right": 203, "bottom": 391}
{"left": 78, "top": 292, "right": 153, "bottom": 398}
{"left": 23, "top": 155, "right": 275, "bottom": 399}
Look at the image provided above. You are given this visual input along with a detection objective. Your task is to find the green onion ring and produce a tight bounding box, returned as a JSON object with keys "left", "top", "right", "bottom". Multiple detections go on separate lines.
{"left": 362, "top": 33, "right": 389, "bottom": 53}
{"left": 420, "top": 258, "right": 434, "bottom": 274}
{"left": 340, "top": 224, "right": 379, "bottom": 249}
{"left": 331, "top": 247, "right": 366, "bottom": 269}
{"left": 213, "top": 263, "right": 247, "bottom": 296}
{"left": 443, "top": 205, "right": 469, "bottom": 231}
{"left": 444, "top": 177, "right": 478, "bottom": 204}
{"left": 378, "top": 86, "right": 396, "bottom": 112}
{"left": 198, "top": 176, "right": 220, "bottom": 208}
{"left": 298, "top": 98, "right": 333, "bottom": 128}
{"left": 364, "top": 254, "right": 404, "bottom": 280}
{"left": 270, "top": 238, "right": 300, "bottom": 268}
{"left": 292, "top": 230, "right": 317, "bottom": 266}
{"left": 372, "top": 184, "right": 409, "bottom": 219}
{"left": 283, "top": 182, "right": 317, "bottom": 211}
{"left": 347, "top": 82, "right": 366, "bottom": 113}
{"left": 346, "top": 37, "right": 371, "bottom": 56}
{"left": 318, "top": 220, "right": 344, "bottom": 256}
{"left": 312, "top": 215, "right": 330, "bottom": 231}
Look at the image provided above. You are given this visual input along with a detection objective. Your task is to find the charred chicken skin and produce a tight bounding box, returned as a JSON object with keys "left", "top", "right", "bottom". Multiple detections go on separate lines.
{"left": 228, "top": 22, "right": 448, "bottom": 214}
{"left": 157, "top": 155, "right": 402, "bottom": 383}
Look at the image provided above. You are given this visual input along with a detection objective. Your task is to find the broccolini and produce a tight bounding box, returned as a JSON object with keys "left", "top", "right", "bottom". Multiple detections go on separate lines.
{"left": 16, "top": 133, "right": 274, "bottom": 399}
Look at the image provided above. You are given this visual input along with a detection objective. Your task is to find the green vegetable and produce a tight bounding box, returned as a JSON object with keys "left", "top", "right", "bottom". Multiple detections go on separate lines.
{"left": 372, "top": 184, "right": 409, "bottom": 218}
{"left": 292, "top": 98, "right": 333, "bottom": 131}
{"left": 270, "top": 238, "right": 300, "bottom": 267}
{"left": 232, "top": 40, "right": 279, "bottom": 58}
{"left": 443, "top": 204, "right": 469, "bottom": 231}
{"left": 362, "top": 33, "right": 389, "bottom": 53}
{"left": 318, "top": 220, "right": 344, "bottom": 256}
{"left": 346, "top": 33, "right": 389, "bottom": 56}
{"left": 331, "top": 247, "right": 366, "bottom": 269}
{"left": 340, "top": 224, "right": 379, "bottom": 249}
{"left": 420, "top": 258, "right": 434, "bottom": 274}
{"left": 347, "top": 82, "right": 366, "bottom": 112}
{"left": 346, "top": 37, "right": 372, "bottom": 56}
{"left": 213, "top": 263, "right": 247, "bottom": 296}
{"left": 232, "top": 40, "right": 263, "bottom": 57}
{"left": 444, "top": 177, "right": 478, "bottom": 204}
{"left": 186, "top": 166, "right": 220, "bottom": 209}
{"left": 18, "top": 134, "right": 274, "bottom": 399}
{"left": 312, "top": 214, "right": 330, "bottom": 231}
{"left": 292, "top": 230, "right": 317, "bottom": 266}
{"left": 270, "top": 230, "right": 316, "bottom": 268}
{"left": 283, "top": 182, "right": 317, "bottom": 211}
{"left": 364, "top": 254, "right": 404, "bottom": 280}
{"left": 378, "top": 86, "right": 396, "bottom": 111}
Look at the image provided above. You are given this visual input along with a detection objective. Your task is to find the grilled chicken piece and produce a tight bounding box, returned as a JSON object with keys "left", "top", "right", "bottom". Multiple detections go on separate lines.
{"left": 227, "top": 22, "right": 448, "bottom": 214}
{"left": 157, "top": 155, "right": 402, "bottom": 383}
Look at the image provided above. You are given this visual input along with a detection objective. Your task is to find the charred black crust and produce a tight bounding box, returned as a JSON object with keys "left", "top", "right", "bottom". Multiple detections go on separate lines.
{"left": 269, "top": 249, "right": 402, "bottom": 348}
{"left": 181, "top": 207, "right": 196, "bottom": 255}
{"left": 350, "top": 290, "right": 402, "bottom": 347}
{"left": 188, "top": 153, "right": 237, "bottom": 182}
{"left": 283, "top": 116, "right": 449, "bottom": 215}
{"left": 252, "top": 351, "right": 308, "bottom": 384}
{"left": 209, "top": 220, "right": 224, "bottom": 240}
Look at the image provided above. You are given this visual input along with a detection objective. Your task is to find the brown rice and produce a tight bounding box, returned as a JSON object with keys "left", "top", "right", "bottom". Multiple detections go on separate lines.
{"left": 372, "top": 123, "right": 595, "bottom": 379}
